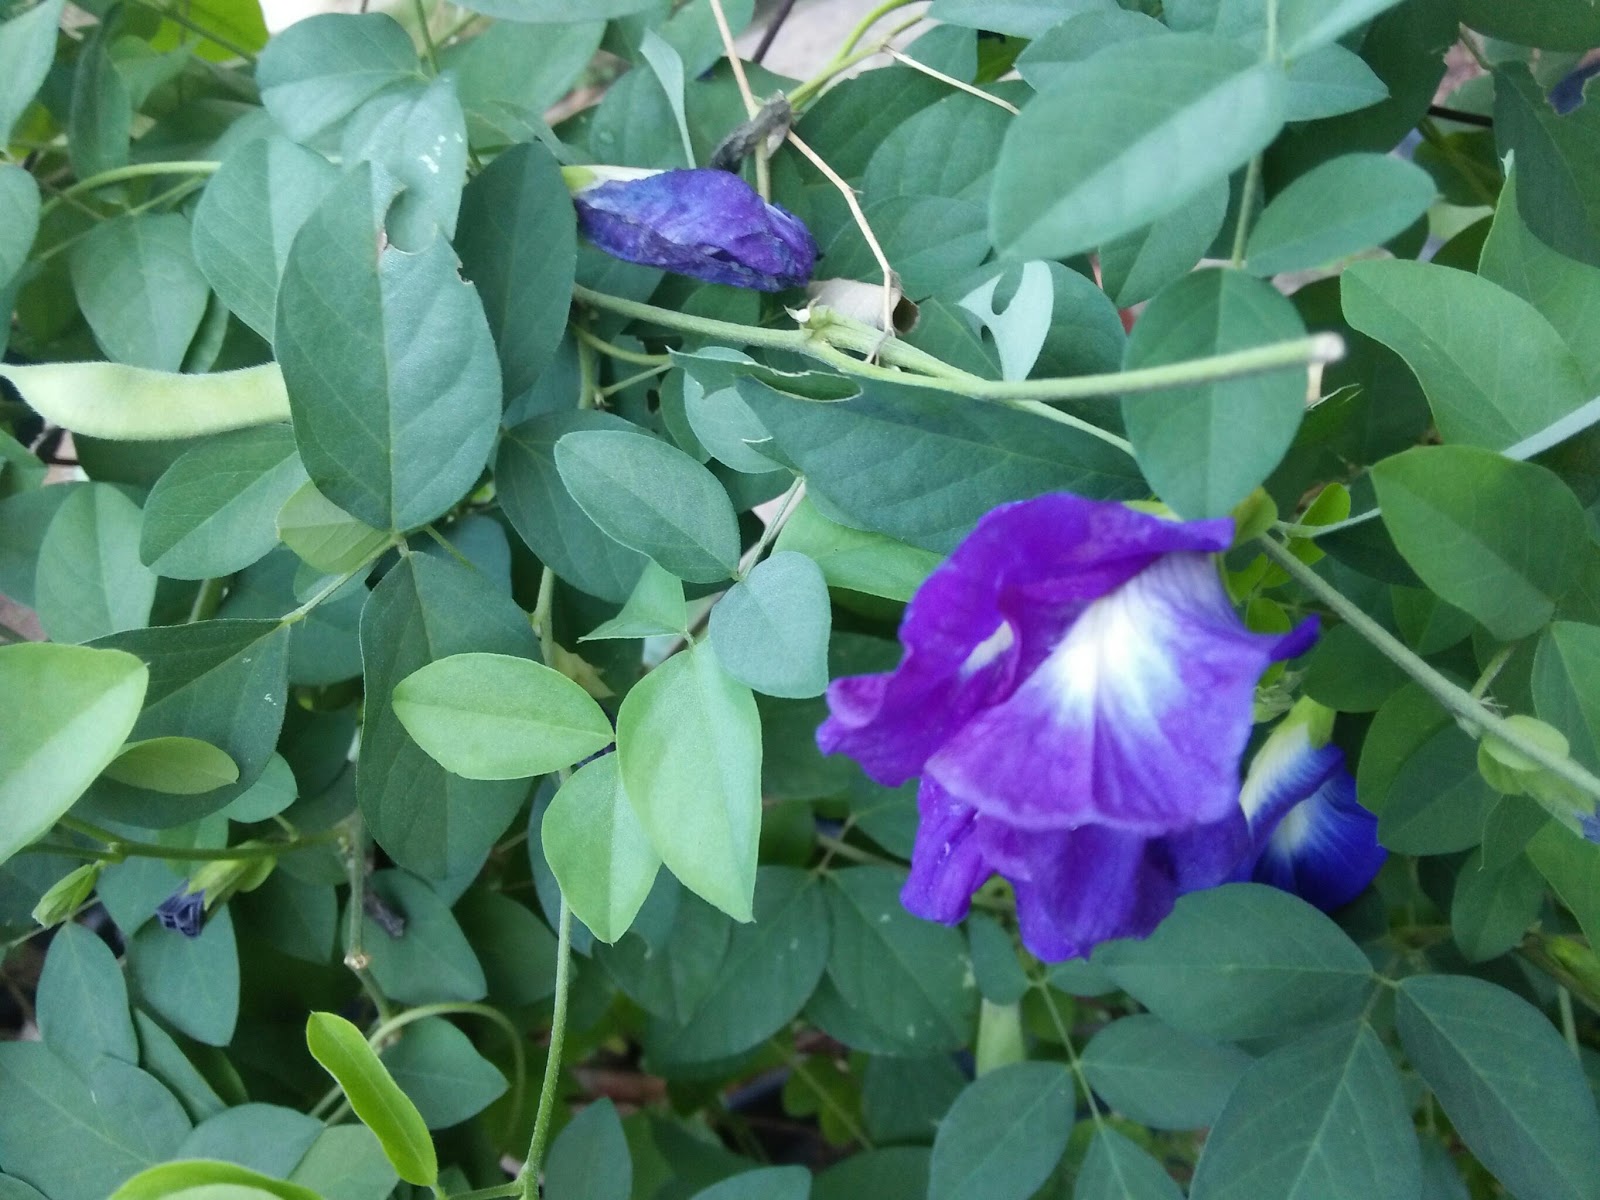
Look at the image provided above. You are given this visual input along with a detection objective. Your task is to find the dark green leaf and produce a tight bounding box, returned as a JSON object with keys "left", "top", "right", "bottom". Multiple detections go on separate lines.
{"left": 132, "top": 1009, "right": 225, "bottom": 1124}
{"left": 1099, "top": 180, "right": 1229, "bottom": 308}
{"left": 140, "top": 426, "right": 306, "bottom": 579}
{"left": 1246, "top": 153, "right": 1434, "bottom": 276}
{"left": 352, "top": 870, "right": 486, "bottom": 1004}
{"left": 556, "top": 429, "right": 741, "bottom": 584}
{"left": 70, "top": 214, "right": 209, "bottom": 372}
{"left": 544, "top": 1098, "right": 630, "bottom": 1200}
{"left": 1276, "top": 0, "right": 1407, "bottom": 57}
{"left": 34, "top": 483, "right": 157, "bottom": 644}
{"left": 1097, "top": 884, "right": 1373, "bottom": 1041}
{"left": 275, "top": 164, "right": 500, "bottom": 531}
{"left": 1283, "top": 44, "right": 1389, "bottom": 121}
{"left": 689, "top": 1167, "right": 810, "bottom": 1200}
{"left": 255, "top": 13, "right": 421, "bottom": 142}
{"left": 68, "top": 14, "right": 131, "bottom": 182}
{"left": 863, "top": 90, "right": 1016, "bottom": 205}
{"left": 381, "top": 1017, "right": 507, "bottom": 1130}
{"left": 709, "top": 551, "right": 831, "bottom": 699}
{"left": 1075, "top": 1128, "right": 1183, "bottom": 1200}
{"left": 190, "top": 135, "right": 340, "bottom": 342}
{"left": 1397, "top": 974, "right": 1600, "bottom": 1200}
{"left": 1373, "top": 445, "right": 1587, "bottom": 640}
{"left": 288, "top": 1126, "right": 399, "bottom": 1200}
{"left": 1452, "top": 848, "right": 1545, "bottom": 963}
{"left": 991, "top": 36, "right": 1284, "bottom": 259}
{"left": 0, "top": 0, "right": 65, "bottom": 144}
{"left": 739, "top": 377, "right": 1142, "bottom": 553}
{"left": 1081, "top": 1014, "right": 1252, "bottom": 1130}
{"left": 1464, "top": 1, "right": 1600, "bottom": 52}
{"left": 176, "top": 1103, "right": 322, "bottom": 1178}
{"left": 1534, "top": 621, "right": 1600, "bottom": 770}
{"left": 1123, "top": 269, "right": 1306, "bottom": 517}
{"left": 1342, "top": 258, "right": 1589, "bottom": 448}
{"left": 928, "top": 1062, "right": 1074, "bottom": 1200}
{"left": 306, "top": 1010, "right": 437, "bottom": 1187}
{"left": 0, "top": 165, "right": 39, "bottom": 292}
{"left": 357, "top": 553, "right": 538, "bottom": 879}
{"left": 127, "top": 907, "right": 240, "bottom": 1047}
{"left": 1189, "top": 1022, "right": 1419, "bottom": 1200}
{"left": 36, "top": 923, "right": 138, "bottom": 1073}
{"left": 1015, "top": 10, "right": 1167, "bottom": 91}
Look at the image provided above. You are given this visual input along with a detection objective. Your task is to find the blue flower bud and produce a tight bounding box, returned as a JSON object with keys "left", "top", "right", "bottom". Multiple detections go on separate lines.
{"left": 155, "top": 888, "right": 205, "bottom": 938}
{"left": 568, "top": 167, "right": 817, "bottom": 292}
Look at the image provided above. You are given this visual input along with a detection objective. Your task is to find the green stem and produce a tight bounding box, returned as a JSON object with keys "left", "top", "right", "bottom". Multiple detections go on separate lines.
{"left": 598, "top": 362, "right": 671, "bottom": 398}
{"left": 341, "top": 817, "right": 396, "bottom": 1022}
{"left": 811, "top": 831, "right": 894, "bottom": 871}
{"left": 1257, "top": 535, "right": 1600, "bottom": 804}
{"left": 187, "top": 577, "right": 226, "bottom": 624}
{"left": 54, "top": 816, "right": 335, "bottom": 862}
{"left": 412, "top": 0, "right": 441, "bottom": 73}
{"left": 736, "top": 476, "right": 804, "bottom": 579}
{"left": 32, "top": 177, "right": 208, "bottom": 266}
{"left": 41, "top": 160, "right": 221, "bottom": 218}
{"left": 780, "top": 1046, "right": 874, "bottom": 1147}
{"left": 280, "top": 553, "right": 388, "bottom": 628}
{"left": 572, "top": 324, "right": 671, "bottom": 367}
{"left": 532, "top": 567, "right": 557, "bottom": 665}
{"left": 787, "top": 15, "right": 926, "bottom": 111}
{"left": 1035, "top": 981, "right": 1103, "bottom": 1127}
{"left": 517, "top": 897, "right": 573, "bottom": 1200}
{"left": 1229, "top": 154, "right": 1262, "bottom": 267}
{"left": 573, "top": 285, "right": 1343, "bottom": 409}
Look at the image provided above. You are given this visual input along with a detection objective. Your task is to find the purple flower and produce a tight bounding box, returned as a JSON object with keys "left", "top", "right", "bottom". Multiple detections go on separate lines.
{"left": 817, "top": 494, "right": 1316, "bottom": 962}
{"left": 155, "top": 888, "right": 205, "bottom": 938}
{"left": 569, "top": 167, "right": 817, "bottom": 292}
{"left": 1232, "top": 700, "right": 1386, "bottom": 911}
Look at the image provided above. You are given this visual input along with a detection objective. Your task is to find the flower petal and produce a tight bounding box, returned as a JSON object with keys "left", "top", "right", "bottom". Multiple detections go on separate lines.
{"left": 928, "top": 552, "right": 1315, "bottom": 832}
{"left": 819, "top": 495, "right": 1236, "bottom": 786}
{"left": 574, "top": 168, "right": 816, "bottom": 291}
{"left": 901, "top": 780, "right": 992, "bottom": 925}
{"left": 1247, "top": 759, "right": 1385, "bottom": 911}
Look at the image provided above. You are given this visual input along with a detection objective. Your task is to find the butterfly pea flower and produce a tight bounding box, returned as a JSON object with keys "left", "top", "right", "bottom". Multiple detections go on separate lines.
{"left": 565, "top": 166, "right": 817, "bottom": 292}
{"left": 1232, "top": 698, "right": 1386, "bottom": 911}
{"left": 817, "top": 494, "right": 1317, "bottom": 962}
{"left": 155, "top": 888, "right": 205, "bottom": 938}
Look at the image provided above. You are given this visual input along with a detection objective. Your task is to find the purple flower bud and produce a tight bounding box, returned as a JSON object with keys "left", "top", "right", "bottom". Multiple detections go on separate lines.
{"left": 571, "top": 168, "right": 817, "bottom": 292}
{"left": 155, "top": 888, "right": 205, "bottom": 938}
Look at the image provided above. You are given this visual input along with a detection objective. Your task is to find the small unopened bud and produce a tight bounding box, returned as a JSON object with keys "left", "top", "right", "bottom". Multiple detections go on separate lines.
{"left": 31, "top": 863, "right": 102, "bottom": 928}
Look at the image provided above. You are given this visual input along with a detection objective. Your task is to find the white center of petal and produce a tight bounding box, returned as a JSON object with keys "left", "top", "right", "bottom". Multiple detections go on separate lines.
{"left": 1043, "top": 566, "right": 1182, "bottom": 731}
{"left": 1239, "top": 726, "right": 1313, "bottom": 822}
{"left": 960, "top": 620, "right": 1015, "bottom": 679}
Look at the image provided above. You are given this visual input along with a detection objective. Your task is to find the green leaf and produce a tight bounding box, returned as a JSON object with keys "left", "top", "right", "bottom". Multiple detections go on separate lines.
{"left": 34, "top": 484, "right": 158, "bottom": 644}
{"left": 544, "top": 1098, "right": 630, "bottom": 1200}
{"left": 708, "top": 551, "right": 831, "bottom": 699}
{"left": 0, "top": 164, "right": 39, "bottom": 291}
{"left": 288, "top": 1126, "right": 398, "bottom": 1200}
{"left": 140, "top": 426, "right": 307, "bottom": 579}
{"left": 104, "top": 737, "right": 239, "bottom": 795}
{"left": 555, "top": 430, "right": 741, "bottom": 584}
{"left": 190, "top": 135, "right": 340, "bottom": 342}
{"left": 648, "top": 867, "right": 830, "bottom": 1066}
{"left": 380, "top": 1017, "right": 507, "bottom": 1130}
{"left": 1122, "top": 269, "right": 1306, "bottom": 518}
{"left": 0, "top": 1046, "right": 190, "bottom": 1200}
{"left": 352, "top": 870, "right": 487, "bottom": 1004}
{"left": 772, "top": 498, "right": 941, "bottom": 603}
{"left": 455, "top": 0, "right": 655, "bottom": 19}
{"left": 1080, "top": 1014, "right": 1252, "bottom": 1131}
{"left": 305, "top": 1010, "right": 438, "bottom": 1187}
{"left": 68, "top": 14, "right": 131, "bottom": 182}
{"left": 1527, "top": 824, "right": 1600, "bottom": 949}
{"left": 392, "top": 652, "right": 614, "bottom": 781}
{"left": 275, "top": 481, "right": 390, "bottom": 575}
{"left": 816, "top": 1149, "right": 930, "bottom": 1200}
{"left": 1480, "top": 165, "right": 1600, "bottom": 394}
{"left": 78, "top": 620, "right": 289, "bottom": 829}
{"left": 255, "top": 13, "right": 421, "bottom": 142}
{"left": 824, "top": 867, "right": 977, "bottom": 1055}
{"left": 177, "top": 1105, "right": 322, "bottom": 1179}
{"left": 70, "top": 214, "right": 210, "bottom": 372}
{"left": 1189, "top": 1022, "right": 1420, "bottom": 1200}
{"left": 497, "top": 410, "right": 651, "bottom": 603}
{"left": 455, "top": 140, "right": 576, "bottom": 405}
{"left": 341, "top": 75, "right": 468, "bottom": 248}
{"left": 36, "top": 923, "right": 138, "bottom": 1073}
{"left": 689, "top": 1167, "right": 810, "bottom": 1200}
{"left": 928, "top": 0, "right": 1113, "bottom": 38}
{"left": 1396, "top": 974, "right": 1600, "bottom": 1200}
{"left": 1015, "top": 10, "right": 1167, "bottom": 92}
{"left": 1464, "top": 1, "right": 1600, "bottom": 53}
{"left": 991, "top": 35, "right": 1284, "bottom": 259}
{"left": 1534, "top": 622, "right": 1600, "bottom": 770}
{"left": 929, "top": 1062, "right": 1074, "bottom": 1200}
{"left": 1342, "top": 258, "right": 1589, "bottom": 448}
{"left": 1246, "top": 153, "right": 1434, "bottom": 275}
{"left": 739, "top": 377, "right": 1142, "bottom": 554}
{"left": 1283, "top": 44, "right": 1389, "bottom": 121}
{"left": 598, "top": 882, "right": 730, "bottom": 1021}
{"left": 443, "top": 19, "right": 604, "bottom": 143}
{"left": 1451, "top": 848, "right": 1545, "bottom": 963}
{"left": 1276, "top": 0, "right": 1406, "bottom": 57}
{"left": 1372, "top": 445, "right": 1587, "bottom": 641}
{"left": 1075, "top": 1128, "right": 1183, "bottom": 1200}
{"left": 357, "top": 554, "right": 540, "bottom": 879}
{"left": 616, "top": 642, "right": 761, "bottom": 920}
{"left": 275, "top": 164, "right": 501, "bottom": 531}
{"left": 235, "top": 869, "right": 335, "bottom": 964}
{"left": 582, "top": 560, "right": 689, "bottom": 641}
{"left": 1099, "top": 179, "right": 1229, "bottom": 308}
{"left": 127, "top": 908, "right": 240, "bottom": 1047}
{"left": 0, "top": 642, "right": 147, "bottom": 866}
{"left": 863, "top": 90, "right": 1017, "bottom": 206}
{"left": 109, "top": 1161, "right": 320, "bottom": 1200}
{"left": 131, "top": 1009, "right": 224, "bottom": 1125}
{"left": 0, "top": 0, "right": 66, "bottom": 144}
{"left": 1097, "top": 883, "right": 1373, "bottom": 1041}
{"left": 542, "top": 754, "right": 659, "bottom": 944}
